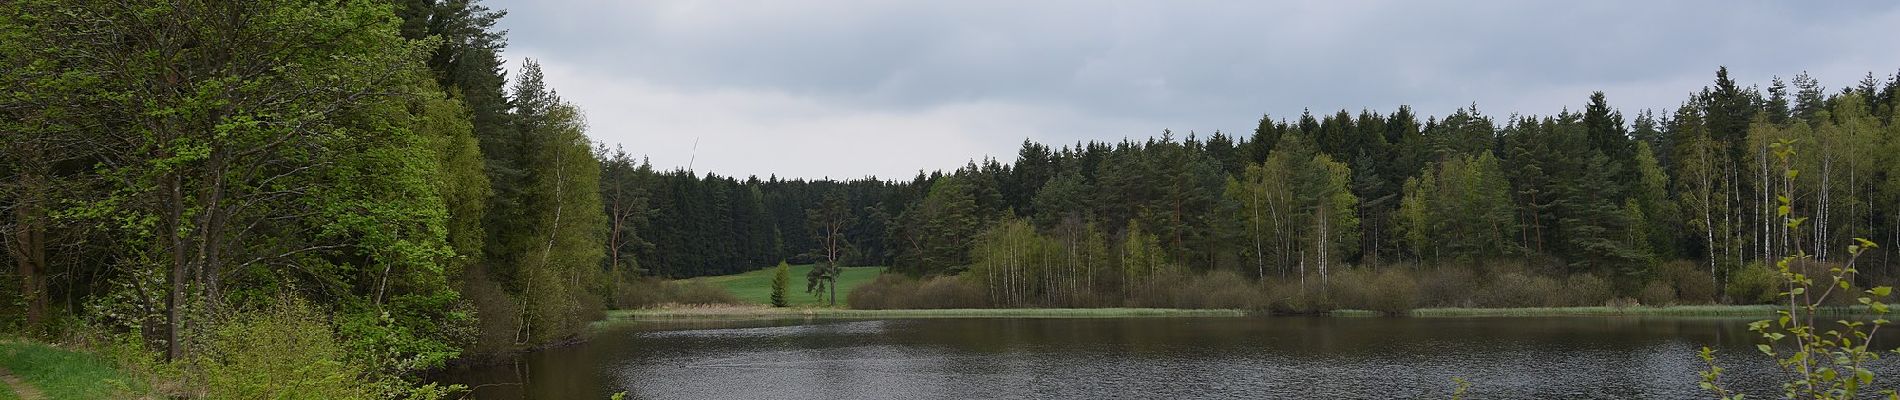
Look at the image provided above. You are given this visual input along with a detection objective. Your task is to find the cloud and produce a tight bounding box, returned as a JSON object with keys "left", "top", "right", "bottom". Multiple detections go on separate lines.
{"left": 525, "top": 54, "right": 1161, "bottom": 179}
{"left": 491, "top": 0, "right": 1900, "bottom": 179}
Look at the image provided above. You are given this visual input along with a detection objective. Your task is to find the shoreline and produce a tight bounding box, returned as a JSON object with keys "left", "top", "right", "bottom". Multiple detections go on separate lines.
{"left": 606, "top": 306, "right": 1249, "bottom": 320}
{"left": 603, "top": 304, "right": 1867, "bottom": 321}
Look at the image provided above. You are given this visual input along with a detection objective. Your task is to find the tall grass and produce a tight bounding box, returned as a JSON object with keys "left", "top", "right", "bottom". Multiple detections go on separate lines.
{"left": 0, "top": 340, "right": 141, "bottom": 399}
{"left": 1411, "top": 305, "right": 1871, "bottom": 317}
{"left": 611, "top": 307, "right": 1247, "bottom": 319}
{"left": 817, "top": 258, "right": 1883, "bottom": 316}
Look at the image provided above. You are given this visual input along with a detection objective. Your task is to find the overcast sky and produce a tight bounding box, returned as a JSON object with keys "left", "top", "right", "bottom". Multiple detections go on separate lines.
{"left": 488, "top": 0, "right": 1900, "bottom": 180}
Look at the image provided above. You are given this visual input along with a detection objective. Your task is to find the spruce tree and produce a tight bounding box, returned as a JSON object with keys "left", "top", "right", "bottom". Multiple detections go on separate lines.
{"left": 770, "top": 262, "right": 791, "bottom": 307}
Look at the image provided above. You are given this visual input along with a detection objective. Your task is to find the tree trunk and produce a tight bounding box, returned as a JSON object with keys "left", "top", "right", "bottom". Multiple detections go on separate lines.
{"left": 13, "top": 170, "right": 46, "bottom": 331}
{"left": 166, "top": 172, "right": 187, "bottom": 361}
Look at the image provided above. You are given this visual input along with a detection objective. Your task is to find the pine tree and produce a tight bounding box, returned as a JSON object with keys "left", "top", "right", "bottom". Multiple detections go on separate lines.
{"left": 507, "top": 59, "right": 607, "bottom": 343}
{"left": 770, "top": 262, "right": 790, "bottom": 307}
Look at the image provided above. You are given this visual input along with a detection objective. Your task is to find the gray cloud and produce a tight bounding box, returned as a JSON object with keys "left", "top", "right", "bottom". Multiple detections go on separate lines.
{"left": 490, "top": 0, "right": 1900, "bottom": 179}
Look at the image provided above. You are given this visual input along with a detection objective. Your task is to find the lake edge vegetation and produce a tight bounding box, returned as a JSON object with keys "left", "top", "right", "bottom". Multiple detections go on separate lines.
{"left": 7, "top": 0, "right": 1900, "bottom": 398}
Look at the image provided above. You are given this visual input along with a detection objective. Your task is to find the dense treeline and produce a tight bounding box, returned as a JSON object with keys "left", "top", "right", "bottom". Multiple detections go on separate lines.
{"left": 0, "top": 0, "right": 614, "bottom": 396}
{"left": 5, "top": 0, "right": 1900, "bottom": 395}
{"left": 619, "top": 67, "right": 1900, "bottom": 310}
{"left": 894, "top": 69, "right": 1900, "bottom": 309}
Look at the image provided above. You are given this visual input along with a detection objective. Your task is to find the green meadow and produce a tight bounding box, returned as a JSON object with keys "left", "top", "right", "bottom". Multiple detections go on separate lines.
{"left": 684, "top": 265, "right": 886, "bottom": 307}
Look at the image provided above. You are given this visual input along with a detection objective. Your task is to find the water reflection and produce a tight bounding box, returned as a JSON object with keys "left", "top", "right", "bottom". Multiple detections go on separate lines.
{"left": 441, "top": 316, "right": 1900, "bottom": 399}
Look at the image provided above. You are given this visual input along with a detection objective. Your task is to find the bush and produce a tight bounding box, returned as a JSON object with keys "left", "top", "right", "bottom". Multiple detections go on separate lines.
{"left": 1417, "top": 267, "right": 1478, "bottom": 308}
{"left": 1125, "top": 270, "right": 1270, "bottom": 310}
{"left": 1325, "top": 268, "right": 1419, "bottom": 313}
{"left": 1559, "top": 274, "right": 1614, "bottom": 307}
{"left": 1784, "top": 259, "right": 1861, "bottom": 306}
{"left": 1177, "top": 270, "right": 1264, "bottom": 309}
{"left": 1657, "top": 261, "right": 1716, "bottom": 304}
{"left": 460, "top": 266, "right": 521, "bottom": 358}
{"left": 911, "top": 276, "right": 987, "bottom": 309}
{"left": 615, "top": 278, "right": 742, "bottom": 308}
{"left": 847, "top": 274, "right": 985, "bottom": 309}
{"left": 1725, "top": 262, "right": 1780, "bottom": 305}
{"left": 846, "top": 274, "right": 916, "bottom": 310}
{"left": 198, "top": 298, "right": 378, "bottom": 400}
{"left": 1639, "top": 281, "right": 1676, "bottom": 306}
{"left": 1263, "top": 279, "right": 1324, "bottom": 314}
{"left": 1474, "top": 272, "right": 1560, "bottom": 308}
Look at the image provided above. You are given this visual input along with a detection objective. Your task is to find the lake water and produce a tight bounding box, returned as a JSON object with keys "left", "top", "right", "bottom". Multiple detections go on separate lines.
{"left": 441, "top": 316, "right": 1900, "bottom": 399}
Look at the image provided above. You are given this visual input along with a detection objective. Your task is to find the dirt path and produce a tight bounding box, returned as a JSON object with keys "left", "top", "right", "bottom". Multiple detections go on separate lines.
{"left": 0, "top": 366, "right": 46, "bottom": 400}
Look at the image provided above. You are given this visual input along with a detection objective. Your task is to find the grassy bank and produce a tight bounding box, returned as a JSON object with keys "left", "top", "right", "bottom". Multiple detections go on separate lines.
{"left": 684, "top": 265, "right": 885, "bottom": 307}
{"left": 609, "top": 304, "right": 1859, "bottom": 321}
{"left": 610, "top": 305, "right": 1248, "bottom": 320}
{"left": 1409, "top": 304, "right": 1867, "bottom": 317}
{"left": 0, "top": 339, "right": 143, "bottom": 399}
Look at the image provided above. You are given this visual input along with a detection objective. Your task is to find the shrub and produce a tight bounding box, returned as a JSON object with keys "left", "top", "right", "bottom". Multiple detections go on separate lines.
{"left": 1263, "top": 279, "right": 1322, "bottom": 313}
{"left": 1656, "top": 260, "right": 1716, "bottom": 304}
{"left": 1559, "top": 274, "right": 1614, "bottom": 307}
{"left": 615, "top": 278, "right": 741, "bottom": 308}
{"left": 460, "top": 266, "right": 521, "bottom": 358}
{"left": 1784, "top": 259, "right": 1860, "bottom": 306}
{"left": 1365, "top": 269, "right": 1422, "bottom": 313}
{"left": 911, "top": 276, "right": 987, "bottom": 309}
{"left": 847, "top": 274, "right": 986, "bottom": 309}
{"left": 1474, "top": 272, "right": 1560, "bottom": 308}
{"left": 1724, "top": 262, "right": 1779, "bottom": 305}
{"left": 1322, "top": 269, "right": 1374, "bottom": 310}
{"left": 672, "top": 281, "right": 742, "bottom": 305}
{"left": 198, "top": 298, "right": 378, "bottom": 400}
{"left": 1177, "top": 270, "right": 1263, "bottom": 310}
{"left": 1323, "top": 268, "right": 1419, "bottom": 313}
{"left": 1638, "top": 281, "right": 1676, "bottom": 306}
{"left": 1417, "top": 267, "right": 1478, "bottom": 308}
{"left": 846, "top": 274, "right": 917, "bottom": 310}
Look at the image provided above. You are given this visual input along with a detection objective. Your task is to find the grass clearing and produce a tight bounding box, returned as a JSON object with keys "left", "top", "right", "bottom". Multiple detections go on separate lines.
{"left": 1409, "top": 304, "right": 1868, "bottom": 317}
{"left": 684, "top": 265, "right": 885, "bottom": 307}
{"left": 0, "top": 340, "right": 141, "bottom": 399}
{"left": 610, "top": 305, "right": 1248, "bottom": 320}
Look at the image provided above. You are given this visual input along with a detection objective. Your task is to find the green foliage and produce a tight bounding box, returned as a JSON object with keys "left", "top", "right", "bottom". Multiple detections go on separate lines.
{"left": 1395, "top": 153, "right": 1518, "bottom": 261}
{"left": 1325, "top": 268, "right": 1421, "bottom": 313}
{"left": 1727, "top": 262, "right": 1782, "bottom": 305}
{"left": 770, "top": 262, "right": 791, "bottom": 307}
{"left": 846, "top": 274, "right": 987, "bottom": 310}
{"left": 1119, "top": 220, "right": 1169, "bottom": 293}
{"left": 675, "top": 265, "right": 883, "bottom": 307}
{"left": 197, "top": 299, "right": 379, "bottom": 400}
{"left": 895, "top": 175, "right": 989, "bottom": 274}
{"left": 1475, "top": 272, "right": 1564, "bottom": 308}
{"left": 1127, "top": 270, "right": 1264, "bottom": 310}
{"left": 1701, "top": 140, "right": 1900, "bottom": 399}
{"left": 614, "top": 278, "right": 740, "bottom": 308}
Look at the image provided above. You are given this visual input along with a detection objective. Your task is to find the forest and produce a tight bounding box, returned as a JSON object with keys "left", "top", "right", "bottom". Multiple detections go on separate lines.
{"left": 5, "top": 0, "right": 1900, "bottom": 398}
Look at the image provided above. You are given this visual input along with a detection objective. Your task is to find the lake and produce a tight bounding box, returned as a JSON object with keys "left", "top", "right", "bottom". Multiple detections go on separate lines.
{"left": 441, "top": 316, "right": 1900, "bottom": 399}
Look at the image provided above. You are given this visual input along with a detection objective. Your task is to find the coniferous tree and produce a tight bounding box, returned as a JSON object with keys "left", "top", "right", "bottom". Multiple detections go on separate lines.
{"left": 770, "top": 261, "right": 790, "bottom": 307}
